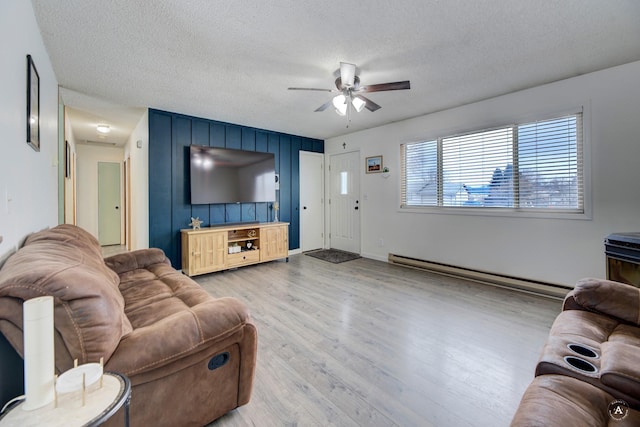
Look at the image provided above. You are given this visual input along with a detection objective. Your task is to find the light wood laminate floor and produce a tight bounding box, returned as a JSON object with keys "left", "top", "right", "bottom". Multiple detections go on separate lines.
{"left": 197, "top": 254, "right": 563, "bottom": 427}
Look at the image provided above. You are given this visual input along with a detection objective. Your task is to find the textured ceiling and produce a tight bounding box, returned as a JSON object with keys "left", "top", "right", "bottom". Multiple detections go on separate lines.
{"left": 32, "top": 0, "right": 640, "bottom": 144}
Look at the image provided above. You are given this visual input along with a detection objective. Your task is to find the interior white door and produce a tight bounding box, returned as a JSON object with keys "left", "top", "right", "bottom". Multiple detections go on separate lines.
{"left": 329, "top": 151, "right": 360, "bottom": 254}
{"left": 98, "top": 162, "right": 121, "bottom": 246}
{"left": 300, "top": 151, "right": 324, "bottom": 251}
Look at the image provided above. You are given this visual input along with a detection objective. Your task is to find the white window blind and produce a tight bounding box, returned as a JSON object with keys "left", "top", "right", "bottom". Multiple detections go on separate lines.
{"left": 442, "top": 127, "right": 513, "bottom": 207}
{"left": 401, "top": 112, "right": 583, "bottom": 213}
{"left": 401, "top": 139, "right": 437, "bottom": 206}
{"left": 517, "top": 115, "right": 582, "bottom": 210}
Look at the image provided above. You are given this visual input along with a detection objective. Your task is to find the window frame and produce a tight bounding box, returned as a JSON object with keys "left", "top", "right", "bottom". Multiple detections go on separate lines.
{"left": 399, "top": 107, "right": 591, "bottom": 220}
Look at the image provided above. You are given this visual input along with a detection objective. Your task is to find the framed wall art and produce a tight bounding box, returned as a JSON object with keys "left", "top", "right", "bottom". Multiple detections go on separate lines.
{"left": 26, "top": 54, "right": 40, "bottom": 151}
{"left": 366, "top": 155, "right": 383, "bottom": 173}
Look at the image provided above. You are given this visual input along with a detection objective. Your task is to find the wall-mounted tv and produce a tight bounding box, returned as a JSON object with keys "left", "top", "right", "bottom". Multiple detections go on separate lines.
{"left": 189, "top": 145, "right": 276, "bottom": 205}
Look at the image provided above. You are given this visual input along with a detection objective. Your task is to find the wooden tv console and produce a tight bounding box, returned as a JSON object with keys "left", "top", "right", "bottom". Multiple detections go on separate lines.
{"left": 181, "top": 222, "right": 289, "bottom": 276}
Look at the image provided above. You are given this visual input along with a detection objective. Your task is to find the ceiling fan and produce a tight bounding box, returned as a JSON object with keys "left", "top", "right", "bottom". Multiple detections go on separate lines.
{"left": 288, "top": 62, "right": 410, "bottom": 122}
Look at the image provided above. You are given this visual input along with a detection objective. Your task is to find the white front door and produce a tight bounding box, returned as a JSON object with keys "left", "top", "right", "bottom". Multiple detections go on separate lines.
{"left": 300, "top": 151, "right": 324, "bottom": 252}
{"left": 329, "top": 151, "right": 360, "bottom": 254}
{"left": 98, "top": 162, "right": 121, "bottom": 246}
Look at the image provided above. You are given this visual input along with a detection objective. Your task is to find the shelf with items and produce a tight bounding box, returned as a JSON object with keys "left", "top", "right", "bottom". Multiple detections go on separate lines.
{"left": 227, "top": 228, "right": 260, "bottom": 255}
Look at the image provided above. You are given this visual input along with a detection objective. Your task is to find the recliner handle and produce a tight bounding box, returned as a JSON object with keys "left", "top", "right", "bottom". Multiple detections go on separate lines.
{"left": 208, "top": 352, "right": 230, "bottom": 370}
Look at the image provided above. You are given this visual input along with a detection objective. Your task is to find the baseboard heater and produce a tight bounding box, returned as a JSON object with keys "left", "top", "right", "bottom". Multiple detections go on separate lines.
{"left": 388, "top": 253, "right": 572, "bottom": 299}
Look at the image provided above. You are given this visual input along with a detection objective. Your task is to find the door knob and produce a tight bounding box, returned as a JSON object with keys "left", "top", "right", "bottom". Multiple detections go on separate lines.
{"left": 115, "top": 206, "right": 119, "bottom": 209}
{"left": 303, "top": 206, "right": 307, "bottom": 210}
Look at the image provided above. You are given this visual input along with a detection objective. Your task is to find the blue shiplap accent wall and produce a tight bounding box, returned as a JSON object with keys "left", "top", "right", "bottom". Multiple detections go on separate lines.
{"left": 148, "top": 109, "right": 324, "bottom": 268}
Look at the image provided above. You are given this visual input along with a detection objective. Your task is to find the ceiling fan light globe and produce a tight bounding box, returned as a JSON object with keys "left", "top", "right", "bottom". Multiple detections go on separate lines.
{"left": 352, "top": 97, "right": 366, "bottom": 112}
{"left": 332, "top": 94, "right": 347, "bottom": 115}
{"left": 332, "top": 94, "right": 346, "bottom": 108}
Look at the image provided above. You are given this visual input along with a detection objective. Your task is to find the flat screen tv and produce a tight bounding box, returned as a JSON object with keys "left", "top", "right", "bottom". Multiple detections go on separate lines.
{"left": 189, "top": 145, "right": 276, "bottom": 205}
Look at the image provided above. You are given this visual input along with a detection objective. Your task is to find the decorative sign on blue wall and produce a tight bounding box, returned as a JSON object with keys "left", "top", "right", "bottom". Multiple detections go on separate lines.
{"left": 148, "top": 109, "right": 324, "bottom": 268}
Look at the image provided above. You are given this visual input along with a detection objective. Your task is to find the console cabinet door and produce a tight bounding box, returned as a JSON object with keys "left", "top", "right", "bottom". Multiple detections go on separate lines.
{"left": 185, "top": 231, "right": 226, "bottom": 275}
{"left": 261, "top": 225, "right": 289, "bottom": 262}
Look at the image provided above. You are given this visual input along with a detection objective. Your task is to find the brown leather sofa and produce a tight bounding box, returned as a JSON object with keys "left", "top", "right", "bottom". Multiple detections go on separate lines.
{"left": 512, "top": 278, "right": 640, "bottom": 426}
{"left": 0, "top": 224, "right": 257, "bottom": 426}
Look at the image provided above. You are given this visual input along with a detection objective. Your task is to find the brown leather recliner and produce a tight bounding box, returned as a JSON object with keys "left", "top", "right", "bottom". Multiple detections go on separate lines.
{"left": 512, "top": 278, "right": 640, "bottom": 426}
{"left": 512, "top": 374, "right": 640, "bottom": 426}
{"left": 0, "top": 224, "right": 257, "bottom": 426}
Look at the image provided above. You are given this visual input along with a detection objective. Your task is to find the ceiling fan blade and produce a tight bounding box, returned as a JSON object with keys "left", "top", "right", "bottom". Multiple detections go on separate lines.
{"left": 358, "top": 80, "right": 411, "bottom": 93}
{"left": 340, "top": 62, "right": 356, "bottom": 87}
{"left": 288, "top": 87, "right": 336, "bottom": 92}
{"left": 314, "top": 99, "right": 333, "bottom": 112}
{"left": 355, "top": 95, "right": 382, "bottom": 112}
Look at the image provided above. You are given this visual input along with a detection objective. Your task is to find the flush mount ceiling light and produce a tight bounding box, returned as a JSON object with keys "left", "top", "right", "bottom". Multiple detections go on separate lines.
{"left": 96, "top": 124, "right": 111, "bottom": 134}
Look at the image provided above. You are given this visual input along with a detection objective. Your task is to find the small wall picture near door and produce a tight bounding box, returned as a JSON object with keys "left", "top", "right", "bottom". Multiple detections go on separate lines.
{"left": 366, "top": 155, "right": 383, "bottom": 173}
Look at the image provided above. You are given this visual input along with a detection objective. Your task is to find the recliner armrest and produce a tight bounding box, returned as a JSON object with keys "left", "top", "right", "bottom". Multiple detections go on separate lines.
{"left": 600, "top": 341, "right": 640, "bottom": 398}
{"left": 563, "top": 277, "right": 640, "bottom": 325}
{"left": 105, "top": 248, "right": 170, "bottom": 275}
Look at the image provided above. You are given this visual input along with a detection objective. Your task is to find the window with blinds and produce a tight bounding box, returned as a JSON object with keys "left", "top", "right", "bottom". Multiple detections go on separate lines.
{"left": 401, "top": 113, "right": 583, "bottom": 213}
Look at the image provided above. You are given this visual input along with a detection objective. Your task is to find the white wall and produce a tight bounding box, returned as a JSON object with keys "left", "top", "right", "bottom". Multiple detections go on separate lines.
{"left": 76, "top": 144, "right": 124, "bottom": 240}
{"left": 0, "top": 1, "right": 59, "bottom": 256}
{"left": 124, "top": 110, "right": 149, "bottom": 250}
{"left": 325, "top": 61, "right": 640, "bottom": 286}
